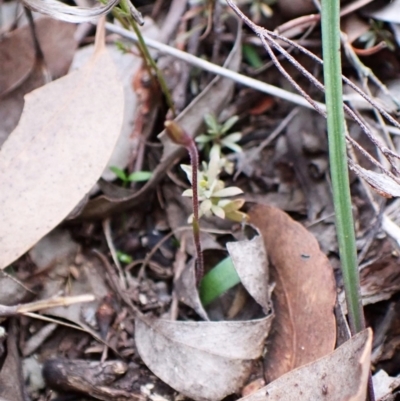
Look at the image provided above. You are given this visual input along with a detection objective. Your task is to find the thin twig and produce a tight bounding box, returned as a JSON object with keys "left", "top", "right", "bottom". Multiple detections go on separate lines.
{"left": 102, "top": 218, "right": 127, "bottom": 290}
{"left": 0, "top": 295, "right": 94, "bottom": 317}
{"left": 105, "top": 21, "right": 327, "bottom": 110}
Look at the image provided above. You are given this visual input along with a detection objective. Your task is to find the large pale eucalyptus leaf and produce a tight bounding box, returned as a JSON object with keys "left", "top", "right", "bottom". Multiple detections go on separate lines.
{"left": 0, "top": 19, "right": 124, "bottom": 269}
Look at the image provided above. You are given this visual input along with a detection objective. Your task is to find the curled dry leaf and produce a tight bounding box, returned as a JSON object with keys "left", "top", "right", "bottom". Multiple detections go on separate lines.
{"left": 362, "top": 0, "right": 400, "bottom": 24}
{"left": 175, "top": 235, "right": 270, "bottom": 320}
{"left": 22, "top": 0, "right": 120, "bottom": 23}
{"left": 372, "top": 370, "right": 400, "bottom": 400}
{"left": 236, "top": 329, "right": 372, "bottom": 401}
{"left": 135, "top": 316, "right": 272, "bottom": 401}
{"left": 0, "top": 19, "right": 124, "bottom": 269}
{"left": 175, "top": 258, "right": 209, "bottom": 320}
{"left": 349, "top": 160, "right": 400, "bottom": 198}
{"left": 136, "top": 232, "right": 273, "bottom": 401}
{"left": 248, "top": 204, "right": 336, "bottom": 383}
{"left": 227, "top": 234, "right": 270, "bottom": 313}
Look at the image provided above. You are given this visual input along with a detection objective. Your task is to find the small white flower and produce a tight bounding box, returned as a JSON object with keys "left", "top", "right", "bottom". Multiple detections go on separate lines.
{"left": 180, "top": 148, "right": 245, "bottom": 221}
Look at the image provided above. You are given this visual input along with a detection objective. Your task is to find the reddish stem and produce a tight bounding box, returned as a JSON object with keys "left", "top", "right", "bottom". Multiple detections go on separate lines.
{"left": 165, "top": 121, "right": 204, "bottom": 284}
{"left": 187, "top": 142, "right": 204, "bottom": 284}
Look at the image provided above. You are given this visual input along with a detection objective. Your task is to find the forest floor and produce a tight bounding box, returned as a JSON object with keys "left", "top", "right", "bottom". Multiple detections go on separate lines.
{"left": 2, "top": 0, "right": 400, "bottom": 400}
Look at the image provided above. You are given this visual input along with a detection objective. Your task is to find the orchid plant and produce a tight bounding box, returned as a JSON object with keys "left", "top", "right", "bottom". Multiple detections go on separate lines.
{"left": 181, "top": 145, "right": 246, "bottom": 222}
{"left": 165, "top": 120, "right": 247, "bottom": 284}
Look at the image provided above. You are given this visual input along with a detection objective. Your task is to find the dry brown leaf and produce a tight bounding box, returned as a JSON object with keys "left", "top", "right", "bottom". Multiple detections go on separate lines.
{"left": 277, "top": 0, "right": 317, "bottom": 17}
{"left": 236, "top": 329, "right": 372, "bottom": 401}
{"left": 362, "top": 0, "right": 400, "bottom": 24}
{"left": 248, "top": 204, "right": 336, "bottom": 383}
{"left": 227, "top": 235, "right": 270, "bottom": 313}
{"left": 135, "top": 315, "right": 272, "bottom": 401}
{"left": 22, "top": 0, "right": 120, "bottom": 23}
{"left": 0, "top": 18, "right": 77, "bottom": 146}
{"left": 349, "top": 161, "right": 400, "bottom": 198}
{"left": 341, "top": 14, "right": 370, "bottom": 44}
{"left": 0, "top": 26, "right": 34, "bottom": 96}
{"left": 0, "top": 19, "right": 124, "bottom": 269}
{"left": 0, "top": 18, "right": 77, "bottom": 95}
{"left": 175, "top": 258, "right": 209, "bottom": 320}
{"left": 29, "top": 229, "right": 108, "bottom": 333}
{"left": 373, "top": 370, "right": 400, "bottom": 401}
{"left": 68, "top": 18, "right": 160, "bottom": 182}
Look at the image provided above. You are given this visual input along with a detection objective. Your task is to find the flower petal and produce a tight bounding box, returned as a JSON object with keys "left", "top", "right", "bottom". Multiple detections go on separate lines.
{"left": 207, "top": 145, "right": 222, "bottom": 183}
{"left": 213, "top": 186, "right": 243, "bottom": 197}
{"left": 182, "top": 189, "right": 193, "bottom": 197}
{"left": 211, "top": 204, "right": 225, "bottom": 219}
{"left": 222, "top": 132, "right": 242, "bottom": 144}
{"left": 220, "top": 198, "right": 245, "bottom": 213}
{"left": 200, "top": 199, "right": 213, "bottom": 214}
{"left": 225, "top": 210, "right": 248, "bottom": 223}
{"left": 180, "top": 164, "right": 193, "bottom": 184}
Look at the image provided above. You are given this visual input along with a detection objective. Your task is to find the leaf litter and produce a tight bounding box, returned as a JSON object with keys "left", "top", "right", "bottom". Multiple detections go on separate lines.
{"left": 135, "top": 230, "right": 273, "bottom": 401}
{"left": 2, "top": 0, "right": 400, "bottom": 400}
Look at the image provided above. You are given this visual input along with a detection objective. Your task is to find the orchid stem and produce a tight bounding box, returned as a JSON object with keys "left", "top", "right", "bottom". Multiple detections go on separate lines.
{"left": 165, "top": 121, "right": 204, "bottom": 283}
{"left": 187, "top": 142, "right": 204, "bottom": 283}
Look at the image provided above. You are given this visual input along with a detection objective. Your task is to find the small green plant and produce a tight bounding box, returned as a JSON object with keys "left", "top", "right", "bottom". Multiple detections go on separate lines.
{"left": 196, "top": 114, "right": 242, "bottom": 154}
{"left": 237, "top": 0, "right": 277, "bottom": 23}
{"left": 200, "top": 256, "right": 240, "bottom": 306}
{"left": 110, "top": 166, "right": 152, "bottom": 187}
{"left": 116, "top": 251, "right": 133, "bottom": 264}
{"left": 243, "top": 44, "right": 264, "bottom": 68}
{"left": 358, "top": 19, "right": 395, "bottom": 51}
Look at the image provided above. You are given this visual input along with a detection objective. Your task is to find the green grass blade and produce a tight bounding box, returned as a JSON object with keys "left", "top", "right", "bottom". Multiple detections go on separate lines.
{"left": 320, "top": 0, "right": 365, "bottom": 334}
{"left": 199, "top": 257, "right": 240, "bottom": 306}
{"left": 127, "top": 171, "right": 153, "bottom": 182}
